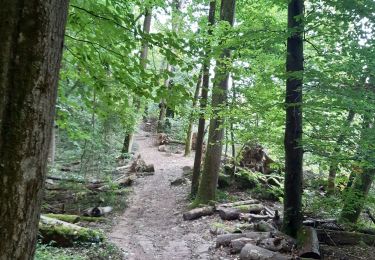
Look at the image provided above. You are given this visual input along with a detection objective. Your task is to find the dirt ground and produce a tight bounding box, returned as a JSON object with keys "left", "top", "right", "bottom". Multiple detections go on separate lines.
{"left": 110, "top": 130, "right": 216, "bottom": 260}
{"left": 109, "top": 129, "right": 375, "bottom": 260}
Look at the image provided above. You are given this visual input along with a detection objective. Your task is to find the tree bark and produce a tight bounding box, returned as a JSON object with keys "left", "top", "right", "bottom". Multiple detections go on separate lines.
{"left": 195, "top": 0, "right": 236, "bottom": 203}
{"left": 184, "top": 71, "right": 202, "bottom": 156}
{"left": 191, "top": 0, "right": 217, "bottom": 196}
{"left": 282, "top": 0, "right": 304, "bottom": 238}
{"left": 0, "top": 1, "right": 69, "bottom": 259}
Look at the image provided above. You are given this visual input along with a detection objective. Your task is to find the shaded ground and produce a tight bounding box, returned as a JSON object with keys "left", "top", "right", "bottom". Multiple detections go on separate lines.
{"left": 109, "top": 130, "right": 214, "bottom": 260}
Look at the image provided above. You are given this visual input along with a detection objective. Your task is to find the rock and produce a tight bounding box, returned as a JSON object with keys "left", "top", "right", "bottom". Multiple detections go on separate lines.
{"left": 218, "top": 208, "right": 241, "bottom": 221}
{"left": 158, "top": 145, "right": 166, "bottom": 152}
{"left": 230, "top": 238, "right": 255, "bottom": 254}
{"left": 255, "top": 220, "right": 276, "bottom": 232}
{"left": 171, "top": 177, "right": 187, "bottom": 186}
{"left": 240, "top": 244, "right": 291, "bottom": 260}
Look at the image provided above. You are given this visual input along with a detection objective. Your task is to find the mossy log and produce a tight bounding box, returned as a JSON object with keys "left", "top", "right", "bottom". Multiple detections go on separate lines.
{"left": 298, "top": 227, "right": 320, "bottom": 259}
{"left": 39, "top": 216, "right": 104, "bottom": 247}
{"left": 43, "top": 214, "right": 80, "bottom": 223}
{"left": 235, "top": 204, "right": 264, "bottom": 214}
{"left": 44, "top": 214, "right": 106, "bottom": 223}
{"left": 316, "top": 229, "right": 375, "bottom": 246}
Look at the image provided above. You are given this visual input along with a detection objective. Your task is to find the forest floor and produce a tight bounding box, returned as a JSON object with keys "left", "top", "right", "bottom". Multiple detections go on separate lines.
{"left": 109, "top": 129, "right": 216, "bottom": 260}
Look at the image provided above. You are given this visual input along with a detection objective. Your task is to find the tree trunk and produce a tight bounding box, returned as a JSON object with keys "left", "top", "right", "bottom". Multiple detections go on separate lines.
{"left": 191, "top": 0, "right": 217, "bottom": 196}
{"left": 340, "top": 117, "right": 374, "bottom": 224}
{"left": 282, "top": 0, "right": 304, "bottom": 238}
{"left": 0, "top": 1, "right": 69, "bottom": 259}
{"left": 340, "top": 168, "right": 374, "bottom": 224}
{"left": 122, "top": 8, "right": 152, "bottom": 153}
{"left": 195, "top": 0, "right": 236, "bottom": 204}
{"left": 184, "top": 71, "right": 203, "bottom": 156}
{"left": 327, "top": 110, "right": 355, "bottom": 195}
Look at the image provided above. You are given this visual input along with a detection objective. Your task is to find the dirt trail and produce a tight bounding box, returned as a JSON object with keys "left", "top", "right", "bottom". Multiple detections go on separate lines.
{"left": 110, "top": 130, "right": 213, "bottom": 260}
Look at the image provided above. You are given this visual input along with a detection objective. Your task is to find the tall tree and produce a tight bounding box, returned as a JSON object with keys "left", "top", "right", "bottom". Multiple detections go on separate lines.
{"left": 191, "top": 0, "right": 217, "bottom": 196}
{"left": 122, "top": 8, "right": 153, "bottom": 154}
{"left": 195, "top": 0, "right": 236, "bottom": 203}
{"left": 184, "top": 70, "right": 203, "bottom": 156}
{"left": 282, "top": 0, "right": 304, "bottom": 238}
{"left": 0, "top": 0, "right": 69, "bottom": 258}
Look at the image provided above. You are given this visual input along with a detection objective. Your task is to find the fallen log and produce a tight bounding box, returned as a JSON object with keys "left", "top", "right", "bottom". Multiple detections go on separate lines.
{"left": 240, "top": 244, "right": 290, "bottom": 260}
{"left": 183, "top": 206, "right": 214, "bottom": 221}
{"left": 230, "top": 238, "right": 256, "bottom": 254}
{"left": 316, "top": 229, "right": 375, "bottom": 246}
{"left": 235, "top": 204, "right": 264, "bottom": 214}
{"left": 218, "top": 208, "right": 241, "bottom": 221}
{"left": 83, "top": 206, "right": 113, "bottom": 217}
{"left": 218, "top": 199, "right": 259, "bottom": 208}
{"left": 44, "top": 214, "right": 105, "bottom": 223}
{"left": 298, "top": 227, "right": 320, "bottom": 259}
{"left": 43, "top": 214, "right": 80, "bottom": 223}
{"left": 216, "top": 232, "right": 271, "bottom": 248}
{"left": 240, "top": 213, "right": 272, "bottom": 222}
{"left": 39, "top": 216, "right": 104, "bottom": 247}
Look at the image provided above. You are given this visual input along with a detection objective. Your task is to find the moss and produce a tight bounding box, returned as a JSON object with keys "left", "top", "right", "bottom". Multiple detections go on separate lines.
{"left": 39, "top": 223, "right": 104, "bottom": 246}
{"left": 44, "top": 214, "right": 80, "bottom": 223}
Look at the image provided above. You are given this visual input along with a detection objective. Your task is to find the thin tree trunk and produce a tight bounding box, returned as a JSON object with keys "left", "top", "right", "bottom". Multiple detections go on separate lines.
{"left": 122, "top": 8, "right": 152, "bottom": 153}
{"left": 0, "top": 1, "right": 69, "bottom": 258}
{"left": 195, "top": 0, "right": 236, "bottom": 204}
{"left": 327, "top": 110, "right": 355, "bottom": 195}
{"left": 230, "top": 83, "right": 236, "bottom": 172}
{"left": 191, "top": 0, "right": 217, "bottom": 196}
{"left": 185, "top": 71, "right": 203, "bottom": 156}
{"left": 158, "top": 64, "right": 170, "bottom": 133}
{"left": 282, "top": 0, "right": 304, "bottom": 238}
{"left": 48, "top": 122, "right": 56, "bottom": 166}
{"left": 340, "top": 117, "right": 374, "bottom": 224}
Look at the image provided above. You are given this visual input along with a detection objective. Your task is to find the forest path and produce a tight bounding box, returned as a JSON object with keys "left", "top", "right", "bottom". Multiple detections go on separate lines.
{"left": 109, "top": 129, "right": 213, "bottom": 260}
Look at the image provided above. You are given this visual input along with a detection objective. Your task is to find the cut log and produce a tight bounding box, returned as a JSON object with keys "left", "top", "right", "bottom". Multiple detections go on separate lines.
{"left": 216, "top": 232, "right": 271, "bottom": 247}
{"left": 235, "top": 204, "right": 264, "bottom": 214}
{"left": 298, "top": 227, "right": 320, "bottom": 259}
{"left": 39, "top": 216, "right": 104, "bottom": 247}
{"left": 230, "top": 238, "right": 256, "bottom": 254}
{"left": 83, "top": 206, "right": 113, "bottom": 217}
{"left": 183, "top": 206, "right": 214, "bottom": 221}
{"left": 316, "top": 229, "right": 375, "bottom": 246}
{"left": 218, "top": 208, "right": 241, "bottom": 221}
{"left": 218, "top": 199, "right": 259, "bottom": 208}
{"left": 240, "top": 244, "right": 291, "bottom": 260}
